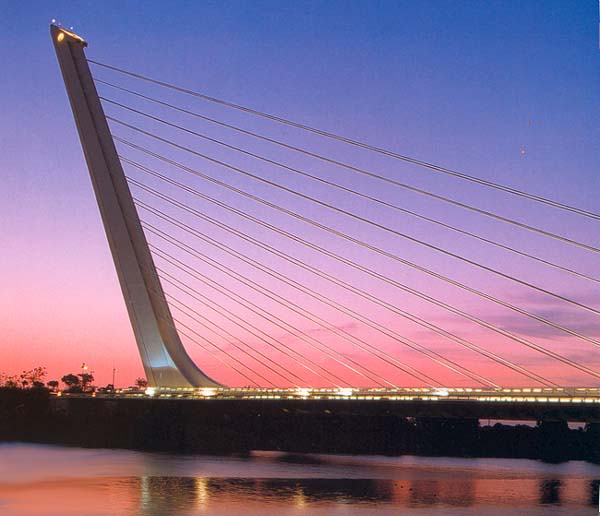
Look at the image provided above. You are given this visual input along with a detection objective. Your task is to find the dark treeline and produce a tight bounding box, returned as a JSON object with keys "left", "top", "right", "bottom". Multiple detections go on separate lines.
{"left": 1, "top": 388, "right": 598, "bottom": 462}
{"left": 0, "top": 366, "right": 147, "bottom": 392}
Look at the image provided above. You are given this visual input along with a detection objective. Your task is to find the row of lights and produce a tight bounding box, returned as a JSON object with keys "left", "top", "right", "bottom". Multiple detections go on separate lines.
{"left": 141, "top": 386, "right": 600, "bottom": 401}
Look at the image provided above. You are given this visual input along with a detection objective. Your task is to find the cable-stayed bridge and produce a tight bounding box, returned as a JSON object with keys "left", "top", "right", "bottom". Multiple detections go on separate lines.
{"left": 50, "top": 26, "right": 600, "bottom": 421}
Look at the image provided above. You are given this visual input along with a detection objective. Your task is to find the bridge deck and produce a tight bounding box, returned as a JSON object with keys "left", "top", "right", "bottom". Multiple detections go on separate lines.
{"left": 60, "top": 387, "right": 600, "bottom": 422}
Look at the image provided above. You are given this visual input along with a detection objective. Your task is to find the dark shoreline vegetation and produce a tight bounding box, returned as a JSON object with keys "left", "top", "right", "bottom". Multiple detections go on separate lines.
{"left": 1, "top": 387, "right": 599, "bottom": 463}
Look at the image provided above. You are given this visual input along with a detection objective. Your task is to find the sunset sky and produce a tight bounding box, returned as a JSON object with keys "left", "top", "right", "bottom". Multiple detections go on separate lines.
{"left": 1, "top": 1, "right": 599, "bottom": 388}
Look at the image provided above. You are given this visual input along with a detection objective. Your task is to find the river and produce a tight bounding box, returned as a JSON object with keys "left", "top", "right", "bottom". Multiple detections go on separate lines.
{"left": 0, "top": 444, "right": 598, "bottom": 515}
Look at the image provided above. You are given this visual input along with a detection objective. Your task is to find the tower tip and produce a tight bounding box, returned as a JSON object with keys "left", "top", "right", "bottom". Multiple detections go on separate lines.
{"left": 50, "top": 24, "right": 87, "bottom": 47}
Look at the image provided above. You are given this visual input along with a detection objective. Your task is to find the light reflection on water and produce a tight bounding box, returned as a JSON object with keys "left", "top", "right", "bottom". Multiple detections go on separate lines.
{"left": 0, "top": 444, "right": 598, "bottom": 515}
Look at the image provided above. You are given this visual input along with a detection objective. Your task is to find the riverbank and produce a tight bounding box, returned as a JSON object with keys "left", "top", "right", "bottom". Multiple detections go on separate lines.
{"left": 1, "top": 388, "right": 598, "bottom": 462}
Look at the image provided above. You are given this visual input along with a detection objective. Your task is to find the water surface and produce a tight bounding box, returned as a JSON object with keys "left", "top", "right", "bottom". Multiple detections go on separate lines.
{"left": 0, "top": 444, "right": 598, "bottom": 515}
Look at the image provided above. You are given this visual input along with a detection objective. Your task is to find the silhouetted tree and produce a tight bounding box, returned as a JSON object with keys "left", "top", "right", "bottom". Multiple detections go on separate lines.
{"left": 17, "top": 367, "right": 47, "bottom": 389}
{"left": 78, "top": 373, "right": 95, "bottom": 392}
{"left": 1, "top": 374, "right": 19, "bottom": 388}
{"left": 61, "top": 374, "right": 80, "bottom": 388}
{"left": 135, "top": 377, "right": 148, "bottom": 389}
{"left": 96, "top": 384, "right": 115, "bottom": 394}
{"left": 28, "top": 367, "right": 47, "bottom": 385}
{"left": 47, "top": 380, "right": 59, "bottom": 392}
{"left": 0, "top": 368, "right": 47, "bottom": 389}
